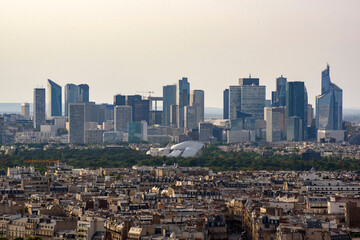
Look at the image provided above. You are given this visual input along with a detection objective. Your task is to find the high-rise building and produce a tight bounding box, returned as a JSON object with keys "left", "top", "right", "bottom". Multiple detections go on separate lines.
{"left": 47, "top": 79, "right": 62, "bottom": 117}
{"left": 229, "top": 77, "right": 265, "bottom": 121}
{"left": 170, "top": 105, "right": 178, "bottom": 126}
{"left": 0, "top": 117, "right": 4, "bottom": 145}
{"left": 64, "top": 83, "right": 89, "bottom": 116}
{"left": 316, "top": 65, "right": 343, "bottom": 131}
{"left": 190, "top": 90, "right": 204, "bottom": 127}
{"left": 114, "top": 94, "right": 126, "bottom": 106}
{"left": 33, "top": 88, "right": 46, "bottom": 129}
{"left": 162, "top": 85, "right": 177, "bottom": 126}
{"left": 64, "top": 84, "right": 79, "bottom": 116}
{"left": 272, "top": 76, "right": 287, "bottom": 107}
{"left": 79, "top": 84, "right": 89, "bottom": 102}
{"left": 176, "top": 77, "right": 190, "bottom": 128}
{"left": 68, "top": 103, "right": 85, "bottom": 143}
{"left": 199, "top": 122, "right": 213, "bottom": 142}
{"left": 126, "top": 95, "right": 142, "bottom": 121}
{"left": 265, "top": 107, "right": 286, "bottom": 142}
{"left": 114, "top": 105, "right": 132, "bottom": 133}
{"left": 223, "top": 89, "right": 229, "bottom": 119}
{"left": 134, "top": 99, "right": 150, "bottom": 123}
{"left": 184, "top": 105, "right": 197, "bottom": 130}
{"left": 21, "top": 103, "right": 30, "bottom": 119}
{"left": 286, "top": 81, "right": 308, "bottom": 141}
{"left": 128, "top": 121, "right": 147, "bottom": 143}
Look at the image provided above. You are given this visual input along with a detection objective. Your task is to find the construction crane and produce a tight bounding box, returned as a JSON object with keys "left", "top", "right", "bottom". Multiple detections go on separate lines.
{"left": 136, "top": 91, "right": 154, "bottom": 97}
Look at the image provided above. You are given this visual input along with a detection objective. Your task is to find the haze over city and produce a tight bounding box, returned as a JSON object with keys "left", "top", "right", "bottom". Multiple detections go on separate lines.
{"left": 1, "top": 0, "right": 360, "bottom": 108}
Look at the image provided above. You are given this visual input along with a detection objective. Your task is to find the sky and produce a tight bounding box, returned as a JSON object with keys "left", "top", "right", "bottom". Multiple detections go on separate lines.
{"left": 0, "top": 0, "right": 359, "bottom": 108}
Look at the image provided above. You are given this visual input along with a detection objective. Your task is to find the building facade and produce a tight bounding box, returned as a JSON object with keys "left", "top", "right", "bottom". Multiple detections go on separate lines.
{"left": 176, "top": 77, "right": 190, "bottom": 128}
{"left": 114, "top": 105, "right": 132, "bottom": 133}
{"left": 33, "top": 88, "right": 46, "bottom": 130}
{"left": 286, "top": 81, "right": 308, "bottom": 141}
{"left": 316, "top": 65, "right": 343, "bottom": 131}
{"left": 162, "top": 85, "right": 177, "bottom": 126}
{"left": 47, "top": 79, "right": 62, "bottom": 117}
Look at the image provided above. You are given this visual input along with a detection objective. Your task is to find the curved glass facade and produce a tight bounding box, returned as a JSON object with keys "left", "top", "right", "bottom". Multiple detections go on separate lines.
{"left": 316, "top": 65, "right": 343, "bottom": 130}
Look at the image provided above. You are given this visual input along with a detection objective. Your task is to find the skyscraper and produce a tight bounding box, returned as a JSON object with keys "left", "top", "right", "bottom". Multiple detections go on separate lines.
{"left": 114, "top": 94, "right": 126, "bottom": 106}
{"left": 64, "top": 84, "right": 79, "bottom": 116}
{"left": 272, "top": 75, "right": 287, "bottom": 107}
{"left": 223, "top": 89, "right": 229, "bottom": 119}
{"left": 316, "top": 65, "right": 343, "bottom": 131}
{"left": 162, "top": 85, "right": 177, "bottom": 126}
{"left": 265, "top": 107, "right": 286, "bottom": 142}
{"left": 21, "top": 103, "right": 30, "bottom": 119}
{"left": 79, "top": 84, "right": 89, "bottom": 102}
{"left": 229, "top": 77, "right": 265, "bottom": 121}
{"left": 176, "top": 77, "right": 190, "bottom": 128}
{"left": 184, "top": 105, "right": 197, "bottom": 130}
{"left": 134, "top": 99, "right": 150, "bottom": 123}
{"left": 47, "top": 79, "right": 62, "bottom": 117}
{"left": 33, "top": 88, "right": 46, "bottom": 129}
{"left": 190, "top": 90, "right": 204, "bottom": 126}
{"left": 0, "top": 117, "right": 4, "bottom": 145}
{"left": 114, "top": 105, "right": 132, "bottom": 133}
{"left": 286, "top": 81, "right": 308, "bottom": 141}
{"left": 128, "top": 121, "right": 147, "bottom": 143}
{"left": 68, "top": 103, "right": 85, "bottom": 143}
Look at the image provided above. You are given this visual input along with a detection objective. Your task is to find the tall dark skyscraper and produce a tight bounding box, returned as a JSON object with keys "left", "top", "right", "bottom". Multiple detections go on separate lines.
{"left": 65, "top": 84, "right": 79, "bottom": 116}
{"left": 286, "top": 81, "right": 308, "bottom": 141}
{"left": 33, "top": 88, "right": 46, "bottom": 129}
{"left": 272, "top": 75, "right": 287, "bottom": 107}
{"left": 316, "top": 65, "right": 343, "bottom": 131}
{"left": 47, "top": 79, "right": 62, "bottom": 117}
{"left": 68, "top": 103, "right": 85, "bottom": 143}
{"left": 114, "top": 94, "right": 126, "bottom": 106}
{"left": 79, "top": 84, "right": 89, "bottom": 102}
{"left": 134, "top": 99, "right": 150, "bottom": 123}
{"left": 176, "top": 77, "right": 190, "bottom": 128}
{"left": 162, "top": 85, "right": 177, "bottom": 126}
{"left": 223, "top": 89, "right": 229, "bottom": 119}
{"left": 0, "top": 117, "right": 4, "bottom": 145}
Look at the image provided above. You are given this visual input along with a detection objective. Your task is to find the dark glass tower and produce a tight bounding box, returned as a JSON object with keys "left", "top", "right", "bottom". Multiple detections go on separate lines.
{"left": 47, "top": 79, "right": 62, "bottom": 116}
{"left": 316, "top": 65, "right": 343, "bottom": 130}
{"left": 223, "top": 89, "right": 229, "bottom": 119}
{"left": 272, "top": 75, "right": 287, "bottom": 107}
{"left": 64, "top": 84, "right": 79, "bottom": 116}
{"left": 176, "top": 77, "right": 190, "bottom": 128}
{"left": 286, "top": 81, "right": 308, "bottom": 141}
{"left": 79, "top": 84, "right": 89, "bottom": 102}
{"left": 114, "top": 94, "right": 126, "bottom": 106}
{"left": 163, "top": 85, "right": 177, "bottom": 126}
{"left": 34, "top": 88, "right": 46, "bottom": 129}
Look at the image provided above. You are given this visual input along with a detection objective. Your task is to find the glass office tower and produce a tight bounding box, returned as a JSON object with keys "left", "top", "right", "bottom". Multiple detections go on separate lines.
{"left": 316, "top": 65, "right": 343, "bottom": 130}
{"left": 163, "top": 85, "right": 177, "bottom": 125}
{"left": 272, "top": 75, "right": 287, "bottom": 107}
{"left": 286, "top": 81, "right": 308, "bottom": 141}
{"left": 176, "top": 77, "right": 190, "bottom": 128}
{"left": 47, "top": 79, "right": 62, "bottom": 117}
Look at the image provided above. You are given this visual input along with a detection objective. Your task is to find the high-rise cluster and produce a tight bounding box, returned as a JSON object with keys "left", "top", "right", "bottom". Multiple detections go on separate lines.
{"left": 223, "top": 65, "right": 343, "bottom": 143}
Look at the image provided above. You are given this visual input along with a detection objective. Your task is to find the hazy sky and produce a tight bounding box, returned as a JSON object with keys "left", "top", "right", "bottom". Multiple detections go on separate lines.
{"left": 1, "top": 0, "right": 359, "bottom": 108}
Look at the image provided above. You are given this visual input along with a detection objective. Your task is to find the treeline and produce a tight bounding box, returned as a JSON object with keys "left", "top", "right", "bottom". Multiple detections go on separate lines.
{"left": 1, "top": 145, "right": 360, "bottom": 172}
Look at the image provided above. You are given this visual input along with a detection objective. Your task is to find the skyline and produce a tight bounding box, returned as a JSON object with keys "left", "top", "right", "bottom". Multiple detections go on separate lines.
{"left": 1, "top": 0, "right": 360, "bottom": 108}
